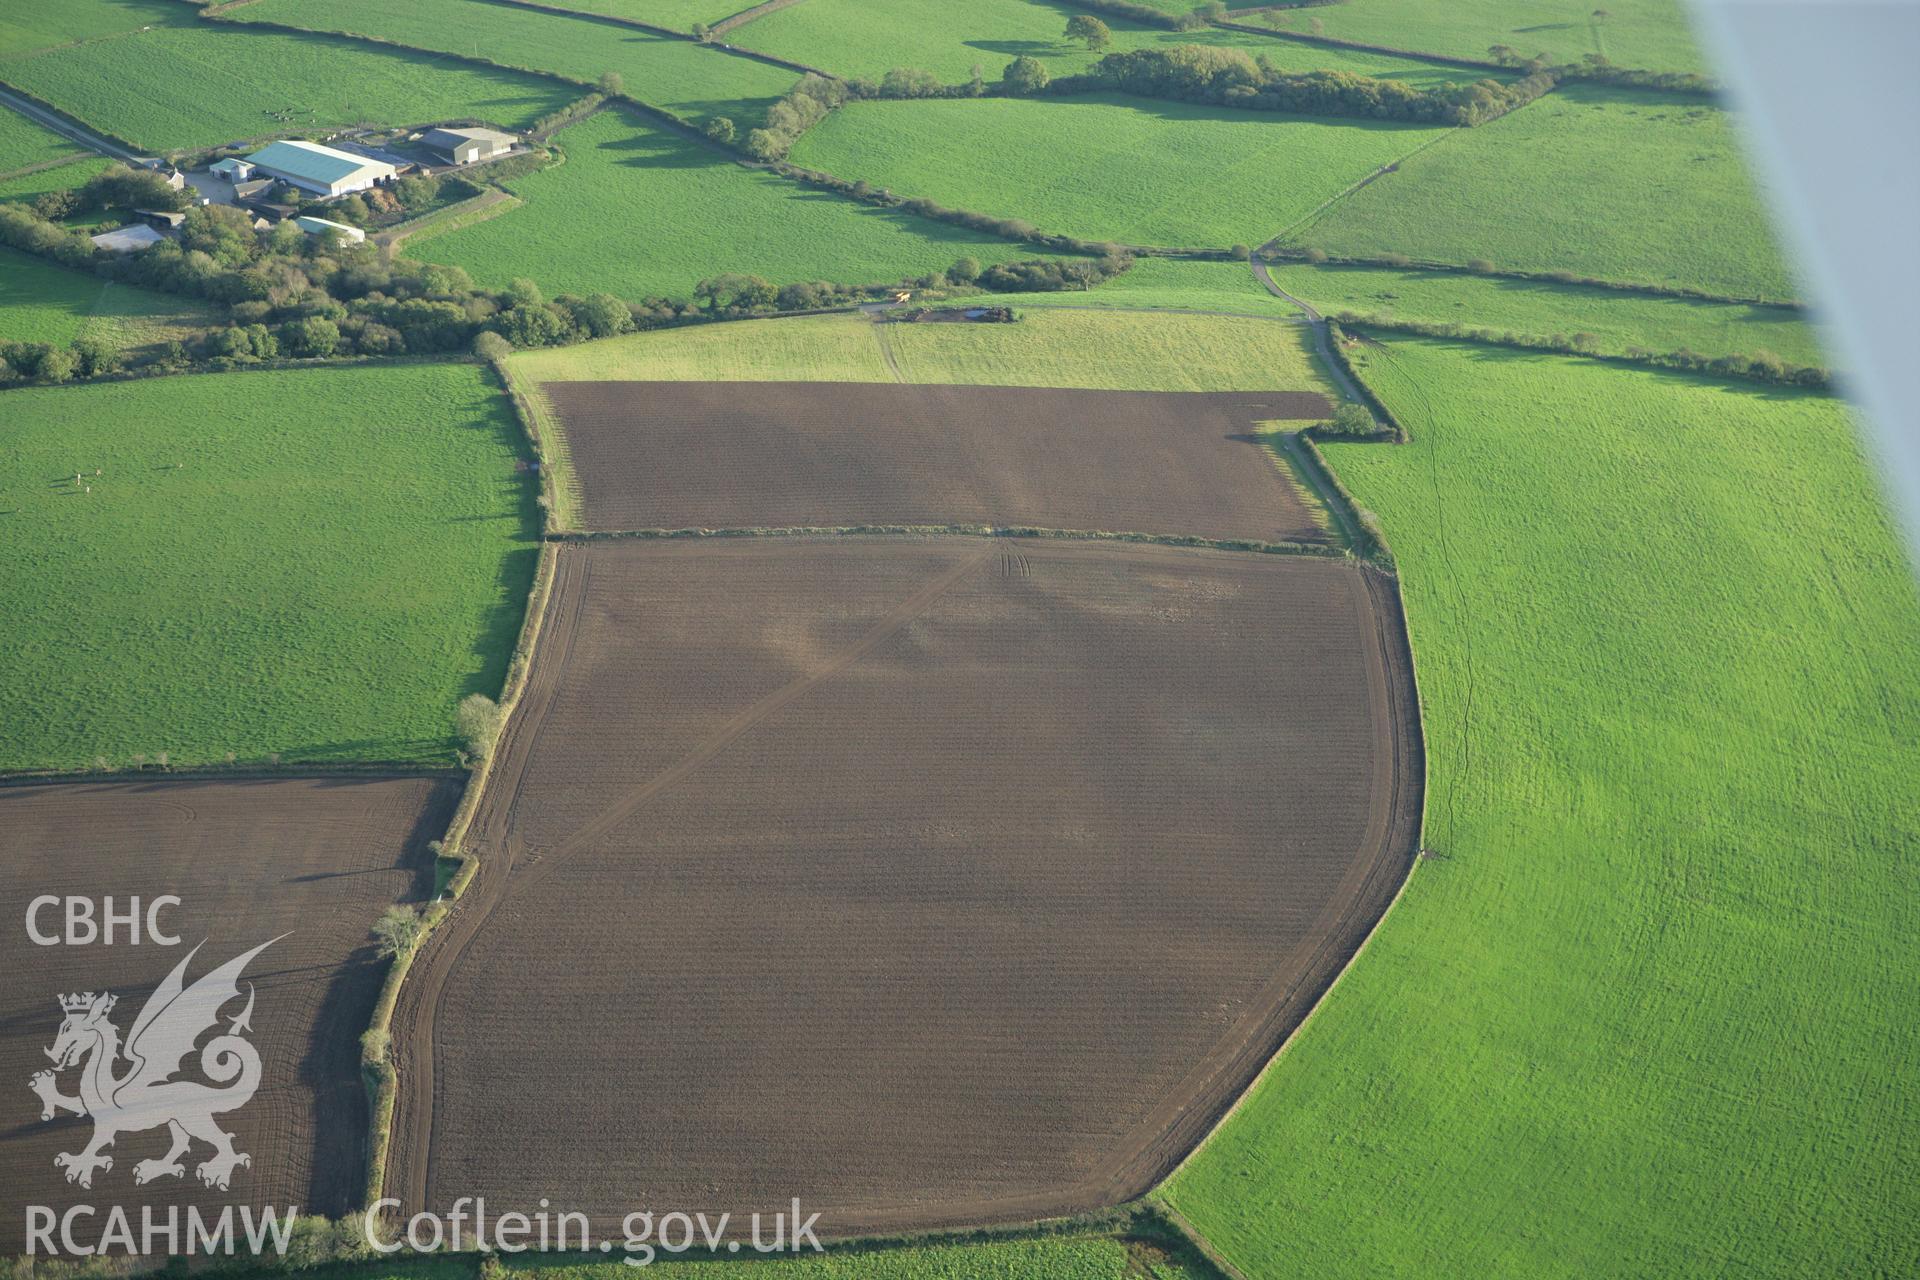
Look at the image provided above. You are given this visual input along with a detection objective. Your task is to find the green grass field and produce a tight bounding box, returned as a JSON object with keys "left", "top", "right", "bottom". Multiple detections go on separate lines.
{"left": 405, "top": 106, "right": 1049, "bottom": 302}
{"left": 1297, "top": 0, "right": 1706, "bottom": 74}
{"left": 0, "top": 104, "right": 83, "bottom": 175}
{"left": 0, "top": 0, "right": 190, "bottom": 57}
{"left": 510, "top": 1236, "right": 1211, "bottom": 1279}
{"left": 791, "top": 94, "right": 1454, "bottom": 249}
{"left": 0, "top": 363, "right": 538, "bottom": 774}
{"left": 1269, "top": 260, "right": 1828, "bottom": 366}
{"left": 950, "top": 257, "right": 1294, "bottom": 318}
{"left": 1164, "top": 337, "right": 1920, "bottom": 1277}
{"left": 235, "top": 0, "right": 795, "bottom": 129}
{"left": 1288, "top": 85, "right": 1796, "bottom": 300}
{"left": 0, "top": 23, "right": 577, "bottom": 151}
{"left": 0, "top": 246, "right": 212, "bottom": 348}
{"left": 533, "top": 0, "right": 752, "bottom": 31}
{"left": 731, "top": 0, "right": 1496, "bottom": 87}
{"left": 511, "top": 306, "right": 1333, "bottom": 393}
{"left": 0, "top": 153, "right": 110, "bottom": 198}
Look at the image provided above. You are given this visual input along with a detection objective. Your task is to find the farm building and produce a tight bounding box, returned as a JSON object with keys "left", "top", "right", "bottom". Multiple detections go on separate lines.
{"left": 134, "top": 209, "right": 186, "bottom": 232}
{"left": 421, "top": 126, "right": 517, "bottom": 165}
{"left": 209, "top": 157, "right": 255, "bottom": 182}
{"left": 244, "top": 140, "right": 396, "bottom": 197}
{"left": 294, "top": 215, "right": 366, "bottom": 244}
{"left": 89, "top": 225, "right": 165, "bottom": 253}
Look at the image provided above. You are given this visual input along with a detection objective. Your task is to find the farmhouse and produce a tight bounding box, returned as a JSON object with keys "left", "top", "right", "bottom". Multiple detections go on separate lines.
{"left": 421, "top": 126, "right": 517, "bottom": 165}
{"left": 294, "top": 215, "right": 366, "bottom": 244}
{"left": 89, "top": 225, "right": 165, "bottom": 253}
{"left": 244, "top": 140, "right": 396, "bottom": 197}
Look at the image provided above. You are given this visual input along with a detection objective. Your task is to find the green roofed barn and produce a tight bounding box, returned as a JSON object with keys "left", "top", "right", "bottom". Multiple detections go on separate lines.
{"left": 244, "top": 139, "right": 396, "bottom": 197}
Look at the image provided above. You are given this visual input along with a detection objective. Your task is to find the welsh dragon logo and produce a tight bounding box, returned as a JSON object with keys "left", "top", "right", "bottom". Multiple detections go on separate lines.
{"left": 28, "top": 938, "right": 281, "bottom": 1191}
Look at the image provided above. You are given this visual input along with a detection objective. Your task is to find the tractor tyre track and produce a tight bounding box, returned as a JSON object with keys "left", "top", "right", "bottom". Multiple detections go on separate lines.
{"left": 386, "top": 543, "right": 993, "bottom": 1214}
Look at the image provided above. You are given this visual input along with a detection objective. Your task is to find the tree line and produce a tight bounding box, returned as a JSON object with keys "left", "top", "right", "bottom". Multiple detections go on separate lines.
{"left": 1334, "top": 312, "right": 1831, "bottom": 389}
{"left": 1059, "top": 0, "right": 1233, "bottom": 33}
{"left": 1060, "top": 43, "right": 1558, "bottom": 126}
{"left": 0, "top": 188, "right": 1118, "bottom": 386}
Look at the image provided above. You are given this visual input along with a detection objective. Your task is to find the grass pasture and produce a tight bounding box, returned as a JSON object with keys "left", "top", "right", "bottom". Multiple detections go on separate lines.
{"left": 0, "top": 154, "right": 113, "bottom": 210}
{"left": 1164, "top": 338, "right": 1920, "bottom": 1277}
{"left": 531, "top": 0, "right": 751, "bottom": 32}
{"left": 510, "top": 1234, "right": 1216, "bottom": 1278}
{"left": 790, "top": 94, "right": 1455, "bottom": 249}
{"left": 0, "top": 363, "right": 538, "bottom": 774}
{"left": 1269, "top": 260, "right": 1828, "bottom": 366}
{"left": 405, "top": 107, "right": 1049, "bottom": 301}
{"left": 0, "top": 104, "right": 83, "bottom": 176}
{"left": 234, "top": 0, "right": 795, "bottom": 129}
{"left": 0, "top": 246, "right": 213, "bottom": 349}
{"left": 0, "top": 23, "right": 577, "bottom": 151}
{"left": 1289, "top": 85, "right": 1796, "bottom": 300}
{"left": 734, "top": 0, "right": 1505, "bottom": 88}
{"left": 1288, "top": 0, "right": 1707, "bottom": 74}
{"left": 512, "top": 307, "right": 1333, "bottom": 393}
{"left": 0, "top": 0, "right": 190, "bottom": 58}
{"left": 949, "top": 257, "right": 1293, "bottom": 318}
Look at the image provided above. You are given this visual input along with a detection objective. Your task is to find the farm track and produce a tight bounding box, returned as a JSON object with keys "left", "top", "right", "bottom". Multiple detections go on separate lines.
{"left": 1249, "top": 260, "right": 1375, "bottom": 418}
{"left": 0, "top": 82, "right": 145, "bottom": 162}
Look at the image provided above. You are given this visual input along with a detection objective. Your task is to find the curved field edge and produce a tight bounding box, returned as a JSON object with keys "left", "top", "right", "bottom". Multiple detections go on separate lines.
{"left": 1163, "top": 338, "right": 1920, "bottom": 1277}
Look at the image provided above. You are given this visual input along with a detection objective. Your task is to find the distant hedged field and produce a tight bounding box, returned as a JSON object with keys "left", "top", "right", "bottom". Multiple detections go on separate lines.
{"left": 2, "top": 0, "right": 1914, "bottom": 1277}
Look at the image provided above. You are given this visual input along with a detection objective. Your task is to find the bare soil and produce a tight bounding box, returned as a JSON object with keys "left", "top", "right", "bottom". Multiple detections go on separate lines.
{"left": 0, "top": 776, "right": 457, "bottom": 1250}
{"left": 541, "top": 381, "right": 1335, "bottom": 542}
{"left": 386, "top": 537, "right": 1419, "bottom": 1236}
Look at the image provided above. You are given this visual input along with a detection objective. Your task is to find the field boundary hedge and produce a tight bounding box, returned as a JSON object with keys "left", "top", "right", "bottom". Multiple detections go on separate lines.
{"left": 1336, "top": 313, "right": 1832, "bottom": 390}
{"left": 359, "top": 356, "right": 562, "bottom": 1212}
{"left": 1219, "top": 17, "right": 1717, "bottom": 91}
{"left": 1214, "top": 19, "right": 1506, "bottom": 71}
{"left": 1264, "top": 246, "right": 1806, "bottom": 310}
{"left": 1323, "top": 321, "right": 1408, "bottom": 438}
{"left": 201, "top": 10, "right": 741, "bottom": 142}
{"left": 0, "top": 761, "right": 462, "bottom": 786}
{"left": 469, "top": 0, "right": 827, "bottom": 75}
{"left": 1046, "top": 47, "right": 1557, "bottom": 128}
{"left": 1292, "top": 429, "right": 1394, "bottom": 565}
{"left": 377, "top": 189, "right": 523, "bottom": 254}
{"left": 551, "top": 523, "right": 1350, "bottom": 559}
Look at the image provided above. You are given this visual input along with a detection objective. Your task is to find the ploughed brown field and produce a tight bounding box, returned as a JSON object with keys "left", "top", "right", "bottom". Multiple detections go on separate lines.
{"left": 0, "top": 777, "right": 457, "bottom": 1251}
{"left": 387, "top": 537, "right": 1420, "bottom": 1234}
{"left": 541, "top": 382, "right": 1335, "bottom": 543}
